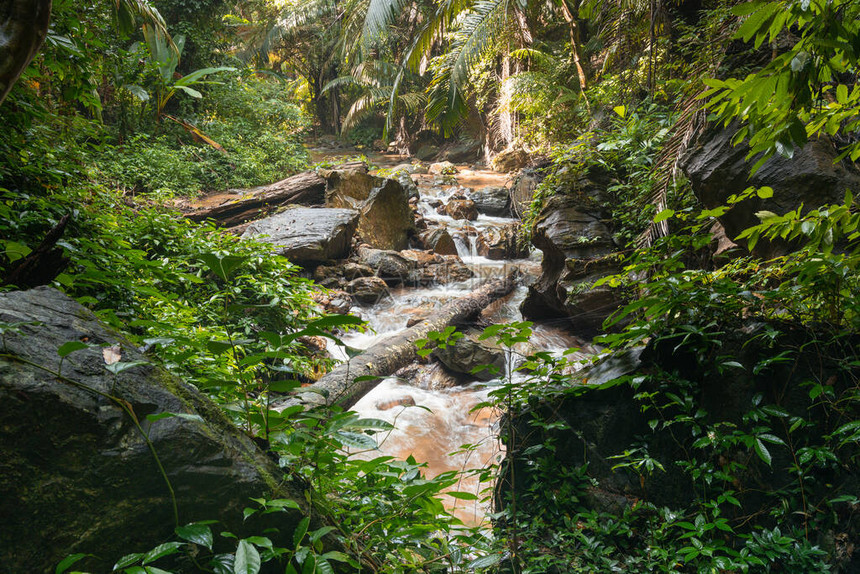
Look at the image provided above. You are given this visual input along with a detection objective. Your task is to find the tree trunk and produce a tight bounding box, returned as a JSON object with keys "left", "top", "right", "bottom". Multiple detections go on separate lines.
{"left": 184, "top": 171, "right": 327, "bottom": 228}
{"left": 283, "top": 270, "right": 519, "bottom": 411}
{"left": 0, "top": 0, "right": 53, "bottom": 105}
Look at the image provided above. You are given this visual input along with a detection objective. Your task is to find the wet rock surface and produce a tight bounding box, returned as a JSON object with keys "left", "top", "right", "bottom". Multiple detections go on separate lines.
{"left": 680, "top": 123, "right": 860, "bottom": 254}
{"left": 468, "top": 185, "right": 511, "bottom": 217}
{"left": 434, "top": 332, "right": 506, "bottom": 381}
{"left": 242, "top": 207, "right": 359, "bottom": 264}
{"left": 0, "top": 287, "right": 308, "bottom": 572}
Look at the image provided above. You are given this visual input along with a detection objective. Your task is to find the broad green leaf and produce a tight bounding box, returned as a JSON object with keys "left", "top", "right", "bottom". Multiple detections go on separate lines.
{"left": 57, "top": 553, "right": 89, "bottom": 574}
{"left": 142, "top": 542, "right": 183, "bottom": 565}
{"left": 198, "top": 253, "right": 250, "bottom": 282}
{"left": 147, "top": 412, "right": 204, "bottom": 424}
{"left": 653, "top": 209, "right": 675, "bottom": 223}
{"left": 754, "top": 438, "right": 772, "bottom": 466}
{"left": 468, "top": 553, "right": 502, "bottom": 569}
{"left": 126, "top": 84, "right": 150, "bottom": 102}
{"left": 233, "top": 540, "right": 261, "bottom": 574}
{"left": 58, "top": 341, "right": 89, "bottom": 357}
{"left": 293, "top": 516, "right": 310, "bottom": 549}
{"left": 756, "top": 186, "right": 774, "bottom": 199}
{"left": 446, "top": 490, "right": 479, "bottom": 500}
{"left": 334, "top": 431, "right": 378, "bottom": 450}
{"left": 113, "top": 553, "right": 144, "bottom": 570}
{"left": 175, "top": 523, "right": 214, "bottom": 550}
{"left": 4, "top": 240, "right": 31, "bottom": 263}
{"left": 320, "top": 551, "right": 351, "bottom": 563}
{"left": 106, "top": 360, "right": 149, "bottom": 375}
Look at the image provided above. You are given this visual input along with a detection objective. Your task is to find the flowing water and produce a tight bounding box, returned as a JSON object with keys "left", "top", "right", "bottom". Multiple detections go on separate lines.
{"left": 312, "top": 147, "right": 593, "bottom": 525}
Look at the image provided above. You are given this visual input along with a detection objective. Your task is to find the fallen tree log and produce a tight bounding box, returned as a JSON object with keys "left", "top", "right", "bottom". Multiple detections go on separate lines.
{"left": 185, "top": 171, "right": 326, "bottom": 227}
{"left": 285, "top": 269, "right": 519, "bottom": 411}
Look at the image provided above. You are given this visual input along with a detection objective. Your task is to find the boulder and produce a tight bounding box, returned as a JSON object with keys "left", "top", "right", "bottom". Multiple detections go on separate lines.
{"left": 438, "top": 140, "right": 482, "bottom": 163}
{"left": 520, "top": 183, "right": 622, "bottom": 337}
{"left": 390, "top": 163, "right": 428, "bottom": 175}
{"left": 242, "top": 207, "right": 359, "bottom": 264}
{"left": 415, "top": 144, "right": 440, "bottom": 161}
{"left": 359, "top": 178, "right": 414, "bottom": 251}
{"left": 322, "top": 162, "right": 377, "bottom": 208}
{"left": 357, "top": 247, "right": 414, "bottom": 285}
{"left": 679, "top": 123, "right": 860, "bottom": 253}
{"left": 346, "top": 276, "right": 389, "bottom": 304}
{"left": 428, "top": 161, "right": 458, "bottom": 175}
{"left": 397, "top": 173, "right": 420, "bottom": 199}
{"left": 510, "top": 169, "right": 541, "bottom": 218}
{"left": 443, "top": 199, "right": 478, "bottom": 221}
{"left": 417, "top": 228, "right": 458, "bottom": 256}
{"left": 399, "top": 250, "right": 473, "bottom": 285}
{"left": 476, "top": 222, "right": 529, "bottom": 260}
{"left": 468, "top": 186, "right": 511, "bottom": 217}
{"left": 313, "top": 262, "right": 374, "bottom": 287}
{"left": 434, "top": 332, "right": 506, "bottom": 381}
{"left": 0, "top": 288, "right": 309, "bottom": 572}
{"left": 491, "top": 148, "right": 530, "bottom": 173}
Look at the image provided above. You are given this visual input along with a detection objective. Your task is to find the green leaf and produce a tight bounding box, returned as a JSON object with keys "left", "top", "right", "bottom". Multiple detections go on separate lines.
{"left": 175, "top": 523, "right": 214, "bottom": 550}
{"left": 468, "top": 553, "right": 502, "bottom": 569}
{"left": 106, "top": 360, "right": 149, "bottom": 375}
{"left": 653, "top": 209, "right": 675, "bottom": 223}
{"left": 756, "top": 186, "right": 774, "bottom": 199}
{"left": 293, "top": 516, "right": 310, "bottom": 549}
{"left": 314, "top": 558, "right": 334, "bottom": 574}
{"left": 114, "top": 553, "right": 144, "bottom": 570}
{"left": 58, "top": 341, "right": 89, "bottom": 357}
{"left": 612, "top": 105, "right": 626, "bottom": 118}
{"left": 126, "top": 84, "right": 150, "bottom": 102}
{"left": 198, "top": 253, "right": 250, "bottom": 282}
{"left": 56, "top": 553, "right": 89, "bottom": 574}
{"left": 4, "top": 240, "right": 31, "bottom": 263}
{"left": 333, "top": 431, "right": 378, "bottom": 450}
{"left": 147, "top": 412, "right": 204, "bottom": 424}
{"left": 754, "top": 438, "right": 772, "bottom": 466}
{"left": 142, "top": 542, "right": 183, "bottom": 565}
{"left": 446, "top": 490, "right": 479, "bottom": 500}
{"left": 176, "top": 85, "right": 203, "bottom": 99}
{"left": 320, "top": 551, "right": 351, "bottom": 563}
{"left": 233, "top": 540, "right": 261, "bottom": 574}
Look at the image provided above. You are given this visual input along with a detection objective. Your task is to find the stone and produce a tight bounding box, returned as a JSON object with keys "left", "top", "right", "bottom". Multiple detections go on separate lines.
{"left": 0, "top": 288, "right": 309, "bottom": 572}
{"left": 417, "top": 228, "right": 458, "bottom": 255}
{"left": 443, "top": 199, "right": 478, "bottom": 221}
{"left": 491, "top": 147, "right": 530, "bottom": 173}
{"left": 359, "top": 178, "right": 414, "bottom": 251}
{"left": 434, "top": 333, "right": 506, "bottom": 381}
{"left": 390, "top": 163, "right": 427, "bottom": 175}
{"left": 346, "top": 276, "right": 389, "bottom": 304}
{"left": 438, "top": 140, "right": 482, "bottom": 163}
{"left": 468, "top": 186, "right": 511, "bottom": 217}
{"left": 510, "top": 169, "right": 541, "bottom": 218}
{"left": 520, "top": 185, "right": 622, "bottom": 337}
{"left": 400, "top": 251, "right": 473, "bottom": 285}
{"left": 428, "top": 161, "right": 458, "bottom": 175}
{"left": 242, "top": 207, "right": 359, "bottom": 264}
{"left": 313, "top": 262, "right": 374, "bottom": 285}
{"left": 322, "top": 162, "right": 377, "bottom": 209}
{"left": 357, "top": 246, "right": 414, "bottom": 285}
{"left": 415, "top": 144, "right": 440, "bottom": 161}
{"left": 679, "top": 123, "right": 860, "bottom": 254}
{"left": 476, "top": 222, "right": 529, "bottom": 260}
{"left": 397, "top": 172, "right": 420, "bottom": 199}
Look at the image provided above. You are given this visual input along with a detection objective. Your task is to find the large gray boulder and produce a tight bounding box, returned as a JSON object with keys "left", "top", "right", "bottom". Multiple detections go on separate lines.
{"left": 359, "top": 178, "right": 414, "bottom": 251}
{"left": 357, "top": 246, "right": 414, "bottom": 285}
{"left": 468, "top": 186, "right": 511, "bottom": 217}
{"left": 680, "top": 124, "right": 860, "bottom": 251}
{"left": 0, "top": 288, "right": 308, "bottom": 572}
{"left": 242, "top": 207, "right": 359, "bottom": 264}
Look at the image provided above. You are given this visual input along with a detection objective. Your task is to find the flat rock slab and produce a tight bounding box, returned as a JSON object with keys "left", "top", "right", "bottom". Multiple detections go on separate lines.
{"left": 243, "top": 207, "right": 359, "bottom": 264}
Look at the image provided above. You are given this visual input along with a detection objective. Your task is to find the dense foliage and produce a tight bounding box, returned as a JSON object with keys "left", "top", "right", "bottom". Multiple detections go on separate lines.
{"left": 2, "top": 0, "right": 860, "bottom": 572}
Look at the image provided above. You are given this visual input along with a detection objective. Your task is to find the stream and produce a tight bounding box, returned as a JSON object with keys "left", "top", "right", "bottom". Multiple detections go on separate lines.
{"left": 309, "top": 146, "right": 592, "bottom": 526}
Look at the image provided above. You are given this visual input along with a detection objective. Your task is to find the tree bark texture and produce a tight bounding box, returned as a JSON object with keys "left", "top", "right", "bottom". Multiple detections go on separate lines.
{"left": 286, "top": 270, "right": 519, "bottom": 410}
{"left": 184, "top": 171, "right": 326, "bottom": 228}
{"left": 0, "top": 0, "right": 52, "bottom": 105}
